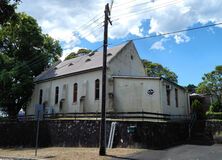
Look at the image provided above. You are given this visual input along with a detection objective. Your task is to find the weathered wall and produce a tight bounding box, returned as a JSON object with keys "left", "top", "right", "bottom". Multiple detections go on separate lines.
{"left": 0, "top": 120, "right": 189, "bottom": 149}
{"left": 206, "top": 120, "right": 222, "bottom": 144}
{"left": 113, "top": 77, "right": 189, "bottom": 116}
{"left": 27, "top": 70, "right": 104, "bottom": 115}
{"left": 161, "top": 79, "right": 190, "bottom": 115}
{"left": 109, "top": 41, "right": 146, "bottom": 77}
{"left": 114, "top": 121, "right": 188, "bottom": 149}
{"left": 113, "top": 77, "right": 161, "bottom": 113}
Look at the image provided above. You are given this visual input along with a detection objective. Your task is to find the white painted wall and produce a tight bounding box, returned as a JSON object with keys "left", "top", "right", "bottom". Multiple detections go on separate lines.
{"left": 113, "top": 77, "right": 162, "bottom": 113}
{"left": 161, "top": 80, "right": 189, "bottom": 115}
{"left": 113, "top": 77, "right": 189, "bottom": 115}
{"left": 27, "top": 70, "right": 104, "bottom": 115}
{"left": 109, "top": 42, "right": 146, "bottom": 77}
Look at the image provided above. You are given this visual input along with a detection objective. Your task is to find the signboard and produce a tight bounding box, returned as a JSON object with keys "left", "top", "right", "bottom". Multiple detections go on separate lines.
{"left": 34, "top": 104, "right": 43, "bottom": 120}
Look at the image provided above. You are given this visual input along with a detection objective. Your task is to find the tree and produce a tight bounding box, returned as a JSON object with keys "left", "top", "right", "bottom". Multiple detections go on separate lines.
{"left": 65, "top": 48, "right": 92, "bottom": 61}
{"left": 186, "top": 84, "right": 196, "bottom": 93}
{"left": 142, "top": 59, "right": 178, "bottom": 83}
{"left": 196, "top": 66, "right": 222, "bottom": 105}
{"left": 0, "top": 0, "right": 20, "bottom": 25}
{"left": 0, "top": 54, "right": 33, "bottom": 116}
{"left": 0, "top": 13, "right": 62, "bottom": 117}
{"left": 64, "top": 52, "right": 77, "bottom": 60}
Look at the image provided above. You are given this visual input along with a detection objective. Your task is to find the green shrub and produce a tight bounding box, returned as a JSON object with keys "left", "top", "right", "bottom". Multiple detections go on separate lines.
{"left": 191, "top": 99, "right": 204, "bottom": 119}
{"left": 206, "top": 111, "right": 222, "bottom": 120}
{"left": 209, "top": 101, "right": 222, "bottom": 112}
{"left": 191, "top": 99, "right": 201, "bottom": 111}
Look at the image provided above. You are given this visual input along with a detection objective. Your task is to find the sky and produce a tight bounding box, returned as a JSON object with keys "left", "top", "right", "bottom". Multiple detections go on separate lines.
{"left": 17, "top": 0, "right": 222, "bottom": 86}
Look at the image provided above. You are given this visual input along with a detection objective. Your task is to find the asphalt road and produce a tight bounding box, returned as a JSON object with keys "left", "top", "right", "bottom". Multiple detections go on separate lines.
{"left": 111, "top": 144, "right": 222, "bottom": 160}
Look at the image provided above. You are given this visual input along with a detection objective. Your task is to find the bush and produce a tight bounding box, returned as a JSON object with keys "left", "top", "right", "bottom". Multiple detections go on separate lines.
{"left": 191, "top": 99, "right": 204, "bottom": 119}
{"left": 206, "top": 111, "right": 222, "bottom": 120}
{"left": 209, "top": 101, "right": 222, "bottom": 112}
{"left": 191, "top": 99, "right": 201, "bottom": 112}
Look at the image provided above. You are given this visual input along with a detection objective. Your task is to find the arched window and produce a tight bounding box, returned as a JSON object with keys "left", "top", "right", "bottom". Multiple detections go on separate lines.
{"left": 95, "top": 79, "right": 100, "bottom": 100}
{"left": 175, "top": 88, "right": 178, "bottom": 107}
{"left": 39, "top": 89, "right": 43, "bottom": 104}
{"left": 55, "top": 86, "right": 59, "bottom": 104}
{"left": 166, "top": 85, "right": 170, "bottom": 106}
{"left": 73, "top": 83, "right": 78, "bottom": 103}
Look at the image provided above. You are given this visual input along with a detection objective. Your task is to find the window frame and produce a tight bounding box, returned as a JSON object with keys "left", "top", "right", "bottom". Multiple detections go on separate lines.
{"left": 55, "top": 86, "right": 59, "bottom": 104}
{"left": 175, "top": 88, "right": 179, "bottom": 107}
{"left": 73, "top": 83, "right": 78, "bottom": 103}
{"left": 166, "top": 85, "right": 171, "bottom": 106}
{"left": 39, "top": 89, "right": 43, "bottom": 104}
{"left": 95, "top": 79, "right": 100, "bottom": 100}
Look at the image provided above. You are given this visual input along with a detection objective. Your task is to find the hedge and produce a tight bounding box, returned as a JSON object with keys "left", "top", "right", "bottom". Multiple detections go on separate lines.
{"left": 206, "top": 112, "right": 222, "bottom": 120}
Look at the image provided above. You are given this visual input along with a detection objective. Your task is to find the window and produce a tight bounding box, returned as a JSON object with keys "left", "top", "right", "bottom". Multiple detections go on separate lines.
{"left": 39, "top": 89, "right": 43, "bottom": 104}
{"left": 131, "top": 55, "right": 134, "bottom": 60}
{"left": 55, "top": 86, "right": 59, "bottom": 104}
{"left": 166, "top": 85, "right": 171, "bottom": 106}
{"left": 175, "top": 88, "right": 178, "bottom": 107}
{"left": 73, "top": 83, "right": 78, "bottom": 103}
{"left": 95, "top": 79, "right": 100, "bottom": 100}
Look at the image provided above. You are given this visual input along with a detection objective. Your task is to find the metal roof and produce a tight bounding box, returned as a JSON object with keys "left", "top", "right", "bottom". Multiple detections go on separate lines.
{"left": 34, "top": 42, "right": 129, "bottom": 82}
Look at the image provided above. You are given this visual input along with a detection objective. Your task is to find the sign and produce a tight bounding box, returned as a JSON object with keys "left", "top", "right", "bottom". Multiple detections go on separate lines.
{"left": 34, "top": 104, "right": 43, "bottom": 120}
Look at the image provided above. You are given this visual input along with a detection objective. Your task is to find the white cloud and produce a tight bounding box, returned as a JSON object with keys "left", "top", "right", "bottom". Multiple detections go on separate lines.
{"left": 150, "top": 41, "right": 165, "bottom": 50}
{"left": 174, "top": 33, "right": 190, "bottom": 44}
{"left": 150, "top": 38, "right": 167, "bottom": 50}
{"left": 17, "top": 0, "right": 222, "bottom": 57}
{"left": 61, "top": 47, "right": 82, "bottom": 61}
{"left": 148, "top": 0, "right": 222, "bottom": 43}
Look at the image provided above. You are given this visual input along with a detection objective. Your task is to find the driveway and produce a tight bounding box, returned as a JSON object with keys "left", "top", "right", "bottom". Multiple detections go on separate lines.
{"left": 111, "top": 144, "right": 222, "bottom": 160}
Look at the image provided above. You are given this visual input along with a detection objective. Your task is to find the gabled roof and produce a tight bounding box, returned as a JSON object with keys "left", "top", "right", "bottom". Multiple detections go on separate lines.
{"left": 34, "top": 42, "right": 130, "bottom": 82}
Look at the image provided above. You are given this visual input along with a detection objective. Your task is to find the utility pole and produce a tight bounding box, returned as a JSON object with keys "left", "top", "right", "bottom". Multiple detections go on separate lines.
{"left": 100, "top": 3, "right": 112, "bottom": 156}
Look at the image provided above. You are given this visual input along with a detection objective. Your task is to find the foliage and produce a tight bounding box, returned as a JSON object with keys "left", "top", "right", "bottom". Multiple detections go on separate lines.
{"left": 206, "top": 111, "right": 222, "bottom": 120}
{"left": 65, "top": 52, "right": 77, "bottom": 60}
{"left": 209, "top": 101, "right": 222, "bottom": 112}
{"left": 191, "top": 99, "right": 204, "bottom": 119}
{"left": 191, "top": 99, "right": 201, "bottom": 112}
{"left": 142, "top": 59, "right": 178, "bottom": 83}
{"left": 65, "top": 48, "right": 92, "bottom": 61}
{"left": 0, "top": 0, "right": 20, "bottom": 25}
{"left": 196, "top": 66, "right": 222, "bottom": 104}
{"left": 185, "top": 84, "right": 196, "bottom": 93}
{"left": 0, "top": 54, "right": 33, "bottom": 116}
{"left": 0, "top": 13, "right": 62, "bottom": 117}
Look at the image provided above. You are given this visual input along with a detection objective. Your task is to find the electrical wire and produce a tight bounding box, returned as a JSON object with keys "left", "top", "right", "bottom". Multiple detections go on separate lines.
{"left": 112, "top": 0, "right": 183, "bottom": 20}
{"left": 109, "top": 22, "right": 222, "bottom": 47}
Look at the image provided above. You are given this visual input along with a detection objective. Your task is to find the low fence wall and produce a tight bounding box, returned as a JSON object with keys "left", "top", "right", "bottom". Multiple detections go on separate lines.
{"left": 206, "top": 120, "right": 222, "bottom": 144}
{"left": 0, "top": 120, "right": 189, "bottom": 149}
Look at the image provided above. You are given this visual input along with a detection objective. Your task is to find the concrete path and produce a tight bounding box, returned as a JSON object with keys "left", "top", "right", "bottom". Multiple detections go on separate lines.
{"left": 110, "top": 144, "right": 222, "bottom": 160}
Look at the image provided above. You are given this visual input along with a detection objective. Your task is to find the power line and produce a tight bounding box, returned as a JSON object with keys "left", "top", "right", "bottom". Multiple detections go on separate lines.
{"left": 73, "top": 15, "right": 104, "bottom": 35}
{"left": 112, "top": 0, "right": 148, "bottom": 9}
{"left": 109, "top": 22, "right": 222, "bottom": 47}
{"left": 78, "top": 22, "right": 104, "bottom": 39}
{"left": 12, "top": 44, "right": 104, "bottom": 75}
{"left": 112, "top": 0, "right": 183, "bottom": 20}
{"left": 112, "top": 0, "right": 155, "bottom": 12}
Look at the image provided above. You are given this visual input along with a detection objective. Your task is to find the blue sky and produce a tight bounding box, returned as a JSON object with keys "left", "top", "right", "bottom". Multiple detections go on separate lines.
{"left": 18, "top": 0, "right": 222, "bottom": 86}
